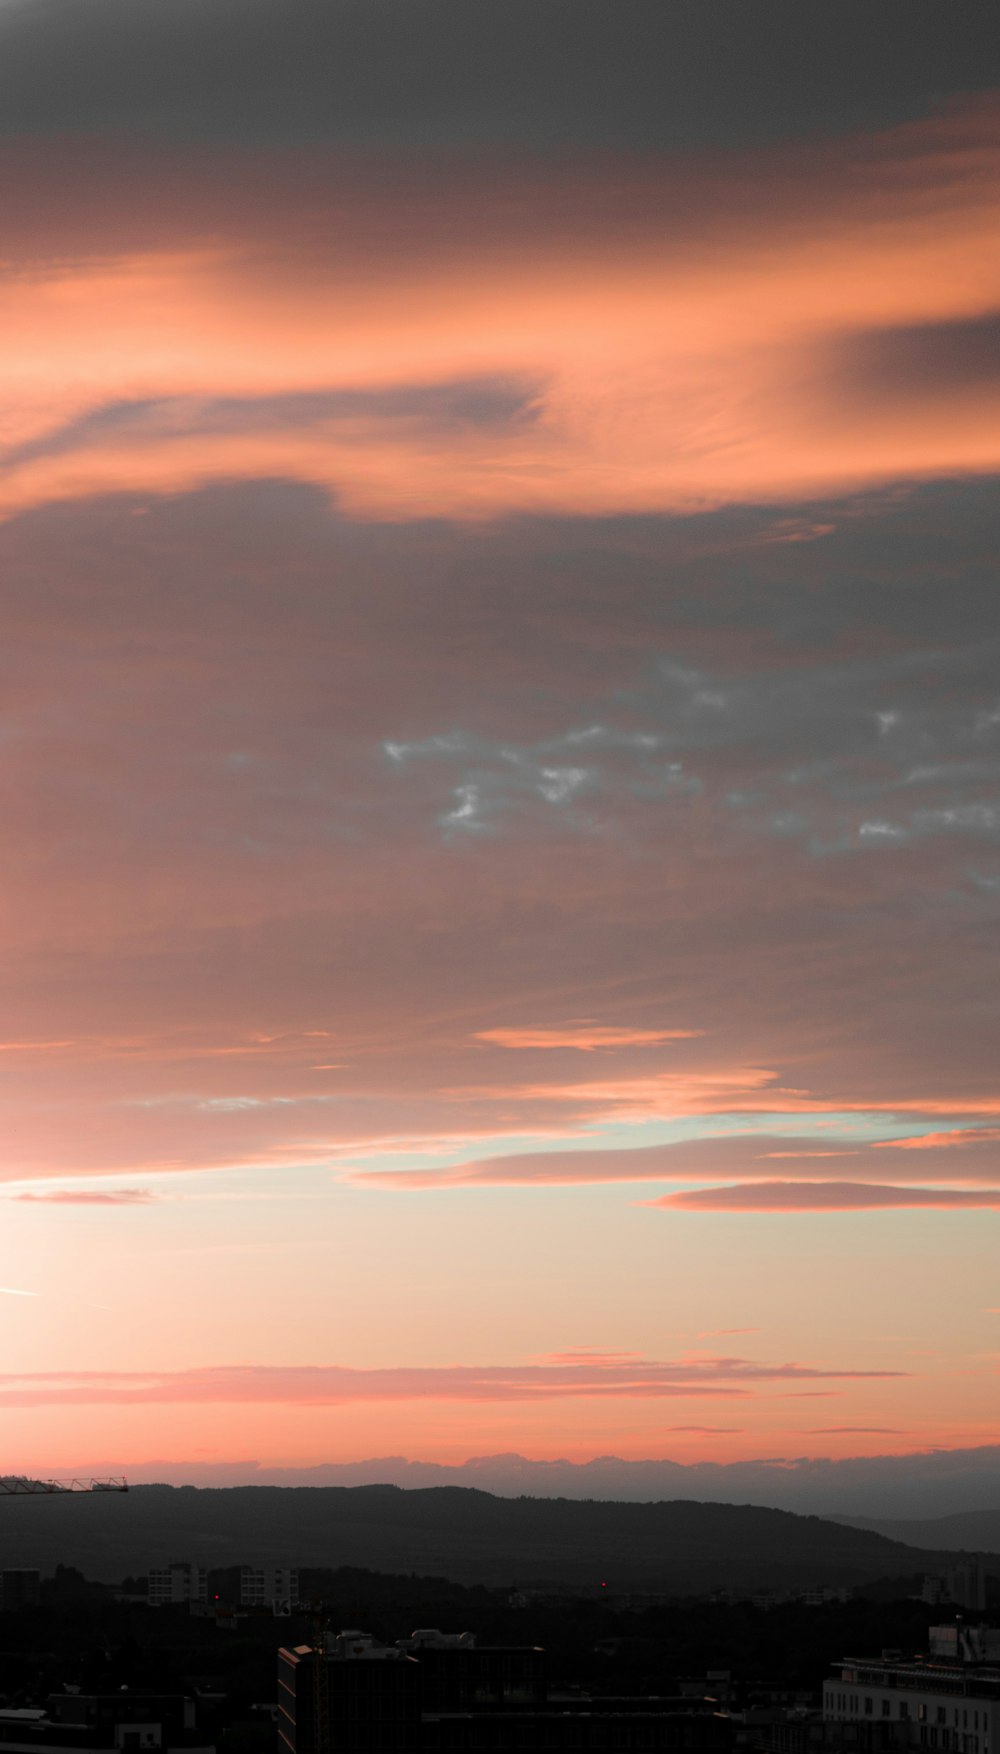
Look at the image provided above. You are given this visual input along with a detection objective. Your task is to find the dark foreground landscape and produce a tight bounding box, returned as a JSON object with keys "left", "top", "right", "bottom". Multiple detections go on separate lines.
{"left": 2, "top": 1484, "right": 998, "bottom": 1595}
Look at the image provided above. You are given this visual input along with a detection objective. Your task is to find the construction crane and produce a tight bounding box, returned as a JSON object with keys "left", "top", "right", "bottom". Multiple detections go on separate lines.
{"left": 309, "top": 1607, "right": 330, "bottom": 1754}
{"left": 0, "top": 1477, "right": 128, "bottom": 1495}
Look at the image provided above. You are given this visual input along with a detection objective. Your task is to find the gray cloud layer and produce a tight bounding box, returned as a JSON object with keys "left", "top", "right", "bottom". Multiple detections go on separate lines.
{"left": 0, "top": 1, "right": 997, "bottom": 151}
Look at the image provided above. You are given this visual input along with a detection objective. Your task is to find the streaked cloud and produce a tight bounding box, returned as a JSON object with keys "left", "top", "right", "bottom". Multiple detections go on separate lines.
{"left": 0, "top": 1351, "right": 900, "bottom": 1407}
{"left": 12, "top": 1188, "right": 157, "bottom": 1206}
{"left": 1, "top": 98, "right": 999, "bottom": 524}
{"left": 474, "top": 1026, "right": 701, "bottom": 1051}
{"left": 350, "top": 1129, "right": 1000, "bottom": 1193}
{"left": 649, "top": 1181, "right": 1000, "bottom": 1212}
{"left": 809, "top": 1426, "right": 907, "bottom": 1435}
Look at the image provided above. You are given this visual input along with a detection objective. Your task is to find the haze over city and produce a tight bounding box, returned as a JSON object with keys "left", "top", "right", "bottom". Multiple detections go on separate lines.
{"left": 2, "top": 0, "right": 999, "bottom": 1494}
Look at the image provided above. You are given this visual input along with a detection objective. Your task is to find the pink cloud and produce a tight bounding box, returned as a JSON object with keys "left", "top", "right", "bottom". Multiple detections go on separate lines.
{"left": 649, "top": 1181, "right": 1000, "bottom": 1212}
{"left": 697, "top": 1327, "right": 761, "bottom": 1339}
{"left": 777, "top": 1392, "right": 843, "bottom": 1399}
{"left": 0, "top": 1040, "right": 75, "bottom": 1053}
{"left": 350, "top": 1129, "right": 1000, "bottom": 1192}
{"left": 665, "top": 1426, "right": 744, "bottom": 1434}
{"left": 873, "top": 1128, "right": 1000, "bottom": 1149}
{"left": 810, "top": 1426, "right": 907, "bottom": 1434}
{"left": 0, "top": 1352, "right": 899, "bottom": 1408}
{"left": 761, "top": 1150, "right": 860, "bottom": 1159}
{"left": 12, "top": 1188, "right": 157, "bottom": 1206}
{"left": 474, "top": 1025, "right": 702, "bottom": 1051}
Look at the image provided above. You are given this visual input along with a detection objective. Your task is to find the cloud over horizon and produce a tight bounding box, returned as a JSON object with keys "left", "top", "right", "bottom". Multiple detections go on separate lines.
{"left": 0, "top": 1351, "right": 900, "bottom": 1408}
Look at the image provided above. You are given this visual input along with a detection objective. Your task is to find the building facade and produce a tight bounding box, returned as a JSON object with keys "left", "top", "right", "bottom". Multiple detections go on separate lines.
{"left": 240, "top": 1567, "right": 300, "bottom": 1610}
{"left": 279, "top": 1630, "right": 731, "bottom": 1754}
{"left": 0, "top": 1694, "right": 209, "bottom": 1754}
{"left": 278, "top": 1637, "right": 421, "bottom": 1754}
{"left": 147, "top": 1563, "right": 208, "bottom": 1607}
{"left": 823, "top": 1637, "right": 1000, "bottom": 1754}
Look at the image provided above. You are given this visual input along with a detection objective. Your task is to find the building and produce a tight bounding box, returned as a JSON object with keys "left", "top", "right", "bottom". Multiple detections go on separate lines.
{"left": 278, "top": 1636, "right": 421, "bottom": 1754}
{"left": 0, "top": 1570, "right": 41, "bottom": 1611}
{"left": 147, "top": 1562, "right": 208, "bottom": 1607}
{"left": 943, "top": 1564, "right": 988, "bottom": 1613}
{"left": 0, "top": 1693, "right": 211, "bottom": 1754}
{"left": 279, "top": 1630, "right": 732, "bottom": 1754}
{"left": 823, "top": 1633, "right": 1000, "bottom": 1754}
{"left": 240, "top": 1567, "right": 300, "bottom": 1610}
{"left": 421, "top": 1709, "right": 732, "bottom": 1751}
{"left": 928, "top": 1630, "right": 1000, "bottom": 1665}
{"left": 394, "top": 1629, "right": 545, "bottom": 1711}
{"left": 920, "top": 1566, "right": 988, "bottom": 1613}
{"left": 744, "top": 1709, "right": 909, "bottom": 1754}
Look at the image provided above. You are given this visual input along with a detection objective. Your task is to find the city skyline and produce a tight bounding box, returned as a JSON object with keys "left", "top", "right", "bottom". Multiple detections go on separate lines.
{"left": 2, "top": 2, "right": 999, "bottom": 1482}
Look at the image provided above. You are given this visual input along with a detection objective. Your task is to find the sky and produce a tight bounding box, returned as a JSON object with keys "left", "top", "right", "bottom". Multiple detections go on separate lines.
{"left": 2, "top": 0, "right": 1000, "bottom": 1489}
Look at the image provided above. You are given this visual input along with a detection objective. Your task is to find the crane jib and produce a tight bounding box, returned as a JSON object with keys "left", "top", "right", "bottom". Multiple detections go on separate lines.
{"left": 0, "top": 1477, "right": 128, "bottom": 1494}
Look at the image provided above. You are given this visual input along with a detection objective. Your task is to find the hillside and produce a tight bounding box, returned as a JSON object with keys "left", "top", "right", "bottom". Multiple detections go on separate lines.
{"left": 833, "top": 1508, "right": 1000, "bottom": 1553}
{"left": 1, "top": 1485, "right": 997, "bottom": 1594}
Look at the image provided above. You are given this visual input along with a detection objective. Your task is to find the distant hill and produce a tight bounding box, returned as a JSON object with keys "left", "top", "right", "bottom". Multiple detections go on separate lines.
{"left": 1, "top": 1484, "right": 998, "bottom": 1594}
{"left": 832, "top": 1508, "right": 1000, "bottom": 1553}
{"left": 85, "top": 1445, "right": 1000, "bottom": 1521}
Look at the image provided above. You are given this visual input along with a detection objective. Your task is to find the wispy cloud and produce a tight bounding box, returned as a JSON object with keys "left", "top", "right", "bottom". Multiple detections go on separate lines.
{"left": 12, "top": 1188, "right": 158, "bottom": 1206}
{"left": 809, "top": 1426, "right": 907, "bottom": 1434}
{"left": 649, "top": 1181, "right": 1000, "bottom": 1212}
{"left": 0, "top": 1040, "right": 74, "bottom": 1053}
{"left": 474, "top": 1025, "right": 701, "bottom": 1051}
{"left": 0, "top": 1353, "right": 900, "bottom": 1407}
{"left": 349, "top": 1129, "right": 1000, "bottom": 1194}
{"left": 873, "top": 1128, "right": 1000, "bottom": 1150}
{"left": 1, "top": 97, "right": 999, "bottom": 525}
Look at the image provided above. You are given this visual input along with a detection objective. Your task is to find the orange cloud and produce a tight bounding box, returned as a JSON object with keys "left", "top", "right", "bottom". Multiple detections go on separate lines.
{"left": 474, "top": 1025, "right": 701, "bottom": 1051}
{"left": 1, "top": 95, "right": 999, "bottom": 524}
{"left": 873, "top": 1128, "right": 1000, "bottom": 1149}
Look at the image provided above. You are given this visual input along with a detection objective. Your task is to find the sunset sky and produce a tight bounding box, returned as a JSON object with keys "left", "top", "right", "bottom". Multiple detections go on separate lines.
{"left": 2, "top": 0, "right": 1000, "bottom": 1483}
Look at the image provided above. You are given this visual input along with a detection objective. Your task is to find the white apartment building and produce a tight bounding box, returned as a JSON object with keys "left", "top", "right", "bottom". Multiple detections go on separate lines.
{"left": 239, "top": 1566, "right": 299, "bottom": 1609}
{"left": 147, "top": 1562, "right": 207, "bottom": 1607}
{"left": 824, "top": 1632, "right": 1000, "bottom": 1754}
